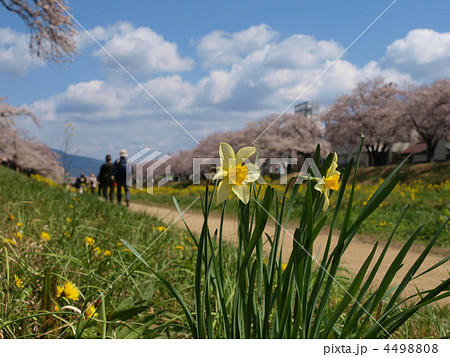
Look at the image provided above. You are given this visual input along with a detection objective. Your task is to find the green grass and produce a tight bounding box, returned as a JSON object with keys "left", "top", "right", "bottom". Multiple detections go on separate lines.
{"left": 0, "top": 166, "right": 200, "bottom": 338}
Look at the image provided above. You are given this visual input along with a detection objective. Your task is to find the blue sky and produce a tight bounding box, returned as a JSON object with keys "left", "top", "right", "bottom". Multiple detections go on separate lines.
{"left": 1, "top": 0, "right": 449, "bottom": 160}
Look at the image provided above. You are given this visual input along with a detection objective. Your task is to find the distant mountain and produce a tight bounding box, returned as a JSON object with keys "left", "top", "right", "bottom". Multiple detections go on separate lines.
{"left": 53, "top": 149, "right": 104, "bottom": 178}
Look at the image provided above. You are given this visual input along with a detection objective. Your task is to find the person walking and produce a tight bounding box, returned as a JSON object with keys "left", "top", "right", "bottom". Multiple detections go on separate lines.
{"left": 113, "top": 149, "right": 130, "bottom": 207}
{"left": 89, "top": 173, "right": 97, "bottom": 194}
{"left": 98, "top": 154, "right": 114, "bottom": 201}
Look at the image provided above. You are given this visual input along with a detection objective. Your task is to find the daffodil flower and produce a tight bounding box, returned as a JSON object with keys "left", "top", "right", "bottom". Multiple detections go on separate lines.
{"left": 314, "top": 153, "right": 340, "bottom": 211}
{"left": 213, "top": 142, "right": 260, "bottom": 204}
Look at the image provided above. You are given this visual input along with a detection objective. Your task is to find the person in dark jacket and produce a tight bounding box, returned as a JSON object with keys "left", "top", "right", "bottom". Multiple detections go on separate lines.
{"left": 113, "top": 149, "right": 130, "bottom": 206}
{"left": 98, "top": 154, "right": 114, "bottom": 201}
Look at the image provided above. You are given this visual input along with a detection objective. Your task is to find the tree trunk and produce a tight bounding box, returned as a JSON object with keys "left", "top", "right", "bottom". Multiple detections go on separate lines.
{"left": 425, "top": 139, "right": 437, "bottom": 162}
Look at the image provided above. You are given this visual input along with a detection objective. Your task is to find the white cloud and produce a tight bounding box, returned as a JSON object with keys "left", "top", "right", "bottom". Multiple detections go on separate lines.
{"left": 195, "top": 28, "right": 409, "bottom": 110}
{"left": 91, "top": 22, "right": 194, "bottom": 78}
{"left": 197, "top": 24, "right": 277, "bottom": 68}
{"left": 0, "top": 28, "right": 45, "bottom": 77}
{"left": 265, "top": 35, "right": 342, "bottom": 69}
{"left": 381, "top": 29, "right": 450, "bottom": 81}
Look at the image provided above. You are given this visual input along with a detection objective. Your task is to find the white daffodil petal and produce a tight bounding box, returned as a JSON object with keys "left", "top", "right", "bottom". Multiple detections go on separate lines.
{"left": 232, "top": 184, "right": 250, "bottom": 204}
{"left": 314, "top": 179, "right": 325, "bottom": 192}
{"left": 212, "top": 168, "right": 226, "bottom": 181}
{"left": 243, "top": 163, "right": 260, "bottom": 183}
{"left": 236, "top": 146, "right": 256, "bottom": 164}
{"left": 322, "top": 192, "right": 330, "bottom": 211}
{"left": 216, "top": 180, "right": 233, "bottom": 204}
{"left": 219, "top": 142, "right": 235, "bottom": 170}
{"left": 327, "top": 153, "right": 338, "bottom": 176}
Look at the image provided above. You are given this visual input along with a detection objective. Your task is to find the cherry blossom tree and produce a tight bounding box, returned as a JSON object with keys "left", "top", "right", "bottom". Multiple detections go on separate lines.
{"left": 323, "top": 77, "right": 408, "bottom": 166}
{"left": 402, "top": 79, "right": 450, "bottom": 161}
{"left": 0, "top": 98, "right": 63, "bottom": 178}
{"left": 1, "top": 1, "right": 77, "bottom": 178}
{"left": 159, "top": 112, "right": 327, "bottom": 178}
{"left": 0, "top": 0, "right": 77, "bottom": 63}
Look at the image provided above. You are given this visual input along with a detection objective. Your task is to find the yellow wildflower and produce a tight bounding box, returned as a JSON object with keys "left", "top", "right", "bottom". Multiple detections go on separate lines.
{"left": 56, "top": 281, "right": 80, "bottom": 301}
{"left": 16, "top": 222, "right": 23, "bottom": 227}
{"left": 379, "top": 221, "right": 387, "bottom": 227}
{"left": 40, "top": 231, "right": 51, "bottom": 242}
{"left": 64, "top": 231, "right": 70, "bottom": 238}
{"left": 14, "top": 274, "right": 24, "bottom": 288}
{"left": 86, "top": 305, "right": 98, "bottom": 318}
{"left": 66, "top": 217, "right": 72, "bottom": 223}
{"left": 3, "top": 238, "right": 16, "bottom": 246}
{"left": 314, "top": 153, "right": 341, "bottom": 211}
{"left": 85, "top": 236, "right": 95, "bottom": 246}
{"left": 15, "top": 232, "right": 22, "bottom": 239}
{"left": 103, "top": 250, "right": 112, "bottom": 256}
{"left": 156, "top": 226, "right": 166, "bottom": 232}
{"left": 213, "top": 142, "right": 260, "bottom": 204}
{"left": 55, "top": 305, "right": 60, "bottom": 312}
{"left": 281, "top": 263, "right": 287, "bottom": 271}
{"left": 175, "top": 245, "right": 184, "bottom": 250}
{"left": 9, "top": 214, "right": 15, "bottom": 221}
{"left": 69, "top": 204, "right": 74, "bottom": 209}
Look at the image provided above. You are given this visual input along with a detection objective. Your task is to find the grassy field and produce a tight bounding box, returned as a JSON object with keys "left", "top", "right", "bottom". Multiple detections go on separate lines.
{"left": 0, "top": 166, "right": 202, "bottom": 338}
{"left": 0, "top": 165, "right": 449, "bottom": 338}
{"left": 133, "top": 162, "right": 450, "bottom": 247}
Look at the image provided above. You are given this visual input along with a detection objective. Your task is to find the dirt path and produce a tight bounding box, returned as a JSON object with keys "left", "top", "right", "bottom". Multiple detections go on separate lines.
{"left": 129, "top": 202, "right": 449, "bottom": 303}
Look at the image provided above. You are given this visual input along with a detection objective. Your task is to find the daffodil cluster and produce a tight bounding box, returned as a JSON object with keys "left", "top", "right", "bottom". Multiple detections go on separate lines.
{"left": 213, "top": 142, "right": 341, "bottom": 211}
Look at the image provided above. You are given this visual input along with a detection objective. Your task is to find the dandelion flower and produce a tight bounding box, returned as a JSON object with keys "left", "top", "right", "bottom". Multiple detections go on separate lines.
{"left": 379, "top": 221, "right": 387, "bottom": 227}
{"left": 15, "top": 232, "right": 23, "bottom": 239}
{"left": 14, "top": 274, "right": 24, "bottom": 288}
{"left": 103, "top": 250, "right": 112, "bottom": 256}
{"left": 16, "top": 222, "right": 23, "bottom": 228}
{"left": 156, "top": 226, "right": 166, "bottom": 232}
{"left": 56, "top": 285, "right": 64, "bottom": 298}
{"left": 85, "top": 236, "right": 95, "bottom": 246}
{"left": 57, "top": 281, "right": 80, "bottom": 301}
{"left": 86, "top": 305, "right": 98, "bottom": 318}
{"left": 3, "top": 238, "right": 16, "bottom": 246}
{"left": 55, "top": 305, "right": 60, "bottom": 312}
{"left": 93, "top": 246, "right": 102, "bottom": 255}
{"left": 40, "top": 231, "right": 51, "bottom": 242}
{"left": 314, "top": 153, "right": 341, "bottom": 211}
{"left": 213, "top": 142, "right": 260, "bottom": 204}
{"left": 175, "top": 245, "right": 184, "bottom": 250}
{"left": 66, "top": 217, "right": 72, "bottom": 223}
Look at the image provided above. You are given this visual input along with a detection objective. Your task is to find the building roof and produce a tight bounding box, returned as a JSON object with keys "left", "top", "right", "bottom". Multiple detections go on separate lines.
{"left": 397, "top": 142, "right": 427, "bottom": 155}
